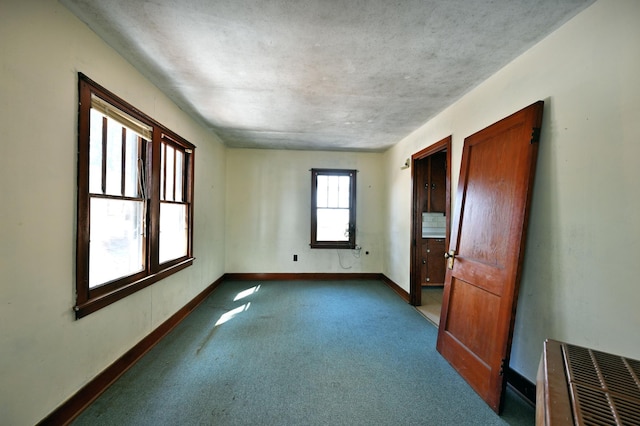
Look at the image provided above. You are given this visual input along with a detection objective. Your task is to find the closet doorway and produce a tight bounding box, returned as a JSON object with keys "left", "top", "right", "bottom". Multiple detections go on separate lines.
{"left": 410, "top": 136, "right": 451, "bottom": 326}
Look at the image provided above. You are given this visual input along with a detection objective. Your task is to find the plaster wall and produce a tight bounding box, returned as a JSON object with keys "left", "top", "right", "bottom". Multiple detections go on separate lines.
{"left": 0, "top": 1, "right": 226, "bottom": 424}
{"left": 383, "top": 0, "right": 640, "bottom": 380}
{"left": 225, "top": 149, "right": 384, "bottom": 273}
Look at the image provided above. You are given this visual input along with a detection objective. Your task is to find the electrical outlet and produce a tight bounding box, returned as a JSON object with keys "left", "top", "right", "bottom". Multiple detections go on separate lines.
{"left": 293, "top": 254, "right": 298, "bottom": 261}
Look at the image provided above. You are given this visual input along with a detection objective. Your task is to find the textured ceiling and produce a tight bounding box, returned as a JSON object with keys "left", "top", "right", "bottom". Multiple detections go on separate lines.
{"left": 61, "top": 0, "right": 594, "bottom": 152}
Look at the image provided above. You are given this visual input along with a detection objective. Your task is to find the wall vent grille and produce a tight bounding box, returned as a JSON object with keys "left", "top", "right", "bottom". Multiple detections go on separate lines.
{"left": 562, "top": 343, "right": 640, "bottom": 425}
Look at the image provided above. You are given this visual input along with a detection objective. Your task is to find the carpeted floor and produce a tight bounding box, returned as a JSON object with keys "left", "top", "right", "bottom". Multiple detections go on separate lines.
{"left": 73, "top": 280, "right": 534, "bottom": 425}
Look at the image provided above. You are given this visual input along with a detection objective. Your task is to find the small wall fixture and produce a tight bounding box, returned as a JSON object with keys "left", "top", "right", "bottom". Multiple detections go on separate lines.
{"left": 401, "top": 158, "right": 410, "bottom": 170}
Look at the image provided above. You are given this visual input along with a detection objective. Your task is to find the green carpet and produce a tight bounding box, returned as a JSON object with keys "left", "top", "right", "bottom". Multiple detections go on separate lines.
{"left": 72, "top": 280, "right": 534, "bottom": 425}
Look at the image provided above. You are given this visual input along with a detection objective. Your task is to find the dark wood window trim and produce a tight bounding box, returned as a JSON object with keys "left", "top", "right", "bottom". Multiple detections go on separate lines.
{"left": 75, "top": 73, "right": 195, "bottom": 319}
{"left": 310, "top": 168, "right": 357, "bottom": 249}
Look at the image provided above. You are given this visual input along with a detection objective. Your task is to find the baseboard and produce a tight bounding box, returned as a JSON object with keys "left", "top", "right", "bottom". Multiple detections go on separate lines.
{"left": 225, "top": 272, "right": 411, "bottom": 304}
{"left": 506, "top": 367, "right": 536, "bottom": 407}
{"left": 38, "top": 276, "right": 225, "bottom": 426}
{"left": 224, "top": 272, "right": 382, "bottom": 281}
{"left": 380, "top": 274, "right": 410, "bottom": 302}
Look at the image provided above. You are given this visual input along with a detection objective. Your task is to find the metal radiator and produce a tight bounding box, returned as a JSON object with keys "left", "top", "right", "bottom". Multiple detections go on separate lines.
{"left": 537, "top": 339, "right": 640, "bottom": 425}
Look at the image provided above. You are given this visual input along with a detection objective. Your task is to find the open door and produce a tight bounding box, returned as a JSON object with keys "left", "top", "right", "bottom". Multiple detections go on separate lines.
{"left": 436, "top": 101, "right": 544, "bottom": 413}
{"left": 410, "top": 136, "right": 451, "bottom": 306}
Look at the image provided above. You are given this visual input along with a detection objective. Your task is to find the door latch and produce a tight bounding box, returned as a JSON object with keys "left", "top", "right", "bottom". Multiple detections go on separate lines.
{"left": 444, "top": 250, "right": 456, "bottom": 269}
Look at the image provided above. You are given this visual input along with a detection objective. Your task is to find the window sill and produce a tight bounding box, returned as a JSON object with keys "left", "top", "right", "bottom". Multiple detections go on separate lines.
{"left": 74, "top": 257, "right": 194, "bottom": 319}
{"left": 310, "top": 243, "right": 356, "bottom": 249}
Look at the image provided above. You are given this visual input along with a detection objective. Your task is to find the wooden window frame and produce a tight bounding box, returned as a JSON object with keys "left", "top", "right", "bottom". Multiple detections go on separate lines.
{"left": 75, "top": 73, "right": 195, "bottom": 319}
{"left": 310, "top": 168, "right": 357, "bottom": 249}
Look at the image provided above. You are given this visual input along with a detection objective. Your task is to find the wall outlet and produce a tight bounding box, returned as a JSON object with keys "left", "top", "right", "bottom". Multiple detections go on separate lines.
{"left": 293, "top": 254, "right": 298, "bottom": 261}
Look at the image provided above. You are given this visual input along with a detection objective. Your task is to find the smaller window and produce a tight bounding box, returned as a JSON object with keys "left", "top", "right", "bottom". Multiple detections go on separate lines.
{"left": 310, "top": 169, "right": 357, "bottom": 249}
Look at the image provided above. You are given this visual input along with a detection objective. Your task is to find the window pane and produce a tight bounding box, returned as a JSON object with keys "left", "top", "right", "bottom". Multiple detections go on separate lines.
{"left": 338, "top": 175, "right": 350, "bottom": 208}
{"left": 159, "top": 202, "right": 188, "bottom": 263}
{"left": 175, "top": 150, "right": 183, "bottom": 202}
{"left": 326, "top": 175, "right": 339, "bottom": 207}
{"left": 105, "top": 119, "right": 123, "bottom": 196}
{"left": 160, "top": 143, "right": 165, "bottom": 200}
{"left": 165, "top": 146, "right": 174, "bottom": 201}
{"left": 317, "top": 208, "right": 349, "bottom": 241}
{"left": 89, "top": 197, "right": 144, "bottom": 288}
{"left": 124, "top": 133, "right": 140, "bottom": 197}
{"left": 89, "top": 109, "right": 104, "bottom": 194}
{"left": 317, "top": 175, "right": 328, "bottom": 208}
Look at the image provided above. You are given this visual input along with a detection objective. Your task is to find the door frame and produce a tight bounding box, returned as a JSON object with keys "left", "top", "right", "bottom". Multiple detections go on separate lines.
{"left": 410, "top": 136, "right": 452, "bottom": 306}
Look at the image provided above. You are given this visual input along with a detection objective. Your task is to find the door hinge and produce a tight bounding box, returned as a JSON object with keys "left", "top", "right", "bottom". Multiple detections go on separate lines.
{"left": 499, "top": 358, "right": 508, "bottom": 376}
{"left": 530, "top": 127, "right": 541, "bottom": 144}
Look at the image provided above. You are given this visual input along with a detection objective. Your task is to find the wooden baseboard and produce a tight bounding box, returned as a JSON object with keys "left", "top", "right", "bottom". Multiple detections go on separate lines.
{"left": 225, "top": 272, "right": 410, "bottom": 303}
{"left": 380, "top": 274, "right": 410, "bottom": 302}
{"left": 224, "top": 272, "right": 382, "bottom": 281}
{"left": 226, "top": 272, "right": 411, "bottom": 304}
{"left": 506, "top": 367, "right": 536, "bottom": 407}
{"left": 38, "top": 276, "right": 225, "bottom": 426}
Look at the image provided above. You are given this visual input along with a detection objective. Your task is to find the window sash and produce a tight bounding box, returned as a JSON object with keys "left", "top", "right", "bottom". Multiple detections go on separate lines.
{"left": 159, "top": 201, "right": 189, "bottom": 264}
{"left": 89, "top": 196, "right": 146, "bottom": 288}
{"left": 89, "top": 108, "right": 145, "bottom": 198}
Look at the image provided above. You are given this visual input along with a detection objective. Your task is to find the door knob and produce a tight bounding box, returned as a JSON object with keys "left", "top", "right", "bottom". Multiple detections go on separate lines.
{"left": 444, "top": 250, "right": 456, "bottom": 269}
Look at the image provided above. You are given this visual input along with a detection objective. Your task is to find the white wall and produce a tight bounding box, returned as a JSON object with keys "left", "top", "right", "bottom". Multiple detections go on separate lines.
{"left": 383, "top": 0, "right": 640, "bottom": 380}
{"left": 226, "top": 149, "right": 384, "bottom": 273}
{"left": 0, "top": 1, "right": 226, "bottom": 424}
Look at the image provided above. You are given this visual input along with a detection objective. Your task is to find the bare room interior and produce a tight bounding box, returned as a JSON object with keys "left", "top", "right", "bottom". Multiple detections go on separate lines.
{"left": 2, "top": 0, "right": 640, "bottom": 424}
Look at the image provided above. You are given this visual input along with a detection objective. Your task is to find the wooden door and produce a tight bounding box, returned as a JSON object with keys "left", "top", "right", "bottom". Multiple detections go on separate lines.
{"left": 436, "top": 101, "right": 544, "bottom": 413}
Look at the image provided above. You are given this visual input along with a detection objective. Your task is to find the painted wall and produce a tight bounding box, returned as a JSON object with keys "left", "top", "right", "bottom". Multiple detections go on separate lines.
{"left": 226, "top": 149, "right": 384, "bottom": 273}
{"left": 383, "top": 0, "right": 640, "bottom": 380}
{"left": 0, "top": 2, "right": 226, "bottom": 424}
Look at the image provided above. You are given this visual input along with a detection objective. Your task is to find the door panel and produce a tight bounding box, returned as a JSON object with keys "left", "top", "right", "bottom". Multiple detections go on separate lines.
{"left": 437, "top": 101, "right": 544, "bottom": 413}
{"left": 430, "top": 152, "right": 447, "bottom": 213}
{"left": 420, "top": 241, "right": 428, "bottom": 284}
{"left": 427, "top": 238, "right": 446, "bottom": 285}
{"left": 445, "top": 278, "right": 500, "bottom": 362}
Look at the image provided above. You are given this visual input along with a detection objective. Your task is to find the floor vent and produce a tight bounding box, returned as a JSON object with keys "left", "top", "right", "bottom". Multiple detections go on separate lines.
{"left": 563, "top": 343, "right": 640, "bottom": 425}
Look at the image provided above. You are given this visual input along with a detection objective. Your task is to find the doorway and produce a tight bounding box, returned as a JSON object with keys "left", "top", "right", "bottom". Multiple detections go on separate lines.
{"left": 410, "top": 136, "right": 451, "bottom": 325}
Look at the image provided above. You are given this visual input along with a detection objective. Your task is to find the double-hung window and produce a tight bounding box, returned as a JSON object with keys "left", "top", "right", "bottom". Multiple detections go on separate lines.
{"left": 310, "top": 169, "right": 357, "bottom": 249}
{"left": 75, "top": 74, "right": 195, "bottom": 318}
